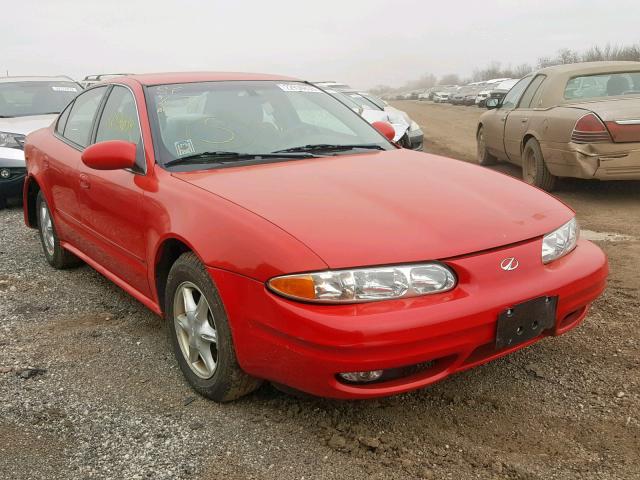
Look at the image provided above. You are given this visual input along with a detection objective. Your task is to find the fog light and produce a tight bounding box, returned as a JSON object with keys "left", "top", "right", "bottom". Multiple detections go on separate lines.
{"left": 338, "top": 370, "right": 383, "bottom": 383}
{"left": 0, "top": 169, "right": 9, "bottom": 179}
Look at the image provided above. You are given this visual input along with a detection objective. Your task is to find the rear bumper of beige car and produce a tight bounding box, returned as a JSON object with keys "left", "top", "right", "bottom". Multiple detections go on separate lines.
{"left": 543, "top": 142, "right": 640, "bottom": 180}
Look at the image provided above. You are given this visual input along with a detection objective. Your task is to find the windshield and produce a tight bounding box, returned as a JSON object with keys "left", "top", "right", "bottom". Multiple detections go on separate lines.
{"left": 564, "top": 71, "right": 640, "bottom": 100}
{"left": 0, "top": 81, "right": 80, "bottom": 117}
{"left": 146, "top": 81, "right": 392, "bottom": 166}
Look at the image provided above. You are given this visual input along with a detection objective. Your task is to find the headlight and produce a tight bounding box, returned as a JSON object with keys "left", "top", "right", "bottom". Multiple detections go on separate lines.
{"left": 268, "top": 263, "right": 456, "bottom": 303}
{"left": 542, "top": 218, "right": 579, "bottom": 264}
{"left": 0, "top": 131, "right": 25, "bottom": 150}
{"left": 409, "top": 120, "right": 420, "bottom": 131}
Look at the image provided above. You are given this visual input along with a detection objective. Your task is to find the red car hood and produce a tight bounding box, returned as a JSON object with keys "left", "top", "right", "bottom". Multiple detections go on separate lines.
{"left": 172, "top": 149, "right": 573, "bottom": 269}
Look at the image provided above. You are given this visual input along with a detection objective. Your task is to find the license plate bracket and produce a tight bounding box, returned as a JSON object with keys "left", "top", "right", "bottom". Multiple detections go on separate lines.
{"left": 495, "top": 296, "right": 557, "bottom": 349}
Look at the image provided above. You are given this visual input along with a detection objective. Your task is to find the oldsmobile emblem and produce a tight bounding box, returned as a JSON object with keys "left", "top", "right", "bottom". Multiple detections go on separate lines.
{"left": 500, "top": 257, "right": 519, "bottom": 271}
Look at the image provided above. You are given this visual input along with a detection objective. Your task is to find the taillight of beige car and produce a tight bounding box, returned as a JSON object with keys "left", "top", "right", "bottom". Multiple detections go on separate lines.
{"left": 476, "top": 61, "right": 640, "bottom": 191}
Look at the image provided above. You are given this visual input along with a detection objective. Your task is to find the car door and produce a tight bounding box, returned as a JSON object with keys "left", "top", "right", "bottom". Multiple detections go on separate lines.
{"left": 484, "top": 77, "right": 533, "bottom": 162}
{"left": 503, "top": 75, "right": 546, "bottom": 164}
{"left": 49, "top": 86, "right": 109, "bottom": 243}
{"left": 76, "top": 84, "right": 151, "bottom": 297}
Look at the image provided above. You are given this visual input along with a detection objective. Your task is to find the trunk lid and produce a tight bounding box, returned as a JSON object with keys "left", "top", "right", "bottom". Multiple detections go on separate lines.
{"left": 567, "top": 97, "right": 640, "bottom": 142}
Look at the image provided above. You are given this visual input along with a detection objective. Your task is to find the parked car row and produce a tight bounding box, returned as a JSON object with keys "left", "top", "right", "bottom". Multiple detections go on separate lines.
{"left": 0, "top": 74, "right": 425, "bottom": 208}
{"left": 428, "top": 80, "right": 519, "bottom": 107}
{"left": 392, "top": 79, "right": 520, "bottom": 108}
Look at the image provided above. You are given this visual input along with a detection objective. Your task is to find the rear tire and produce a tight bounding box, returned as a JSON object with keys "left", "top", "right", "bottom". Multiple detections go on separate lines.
{"left": 522, "top": 138, "right": 557, "bottom": 191}
{"left": 165, "top": 252, "right": 262, "bottom": 402}
{"left": 0, "top": 197, "right": 6, "bottom": 209}
{"left": 36, "top": 191, "right": 82, "bottom": 269}
{"left": 476, "top": 127, "right": 497, "bottom": 166}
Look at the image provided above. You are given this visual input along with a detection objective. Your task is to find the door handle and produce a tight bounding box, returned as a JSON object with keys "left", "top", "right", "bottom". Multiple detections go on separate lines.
{"left": 43, "top": 155, "right": 50, "bottom": 169}
{"left": 500, "top": 116, "right": 506, "bottom": 122}
{"left": 521, "top": 118, "right": 529, "bottom": 123}
{"left": 79, "top": 173, "right": 90, "bottom": 189}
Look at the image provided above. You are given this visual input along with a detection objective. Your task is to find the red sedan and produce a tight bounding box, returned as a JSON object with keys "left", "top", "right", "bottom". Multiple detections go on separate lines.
{"left": 23, "top": 73, "right": 608, "bottom": 401}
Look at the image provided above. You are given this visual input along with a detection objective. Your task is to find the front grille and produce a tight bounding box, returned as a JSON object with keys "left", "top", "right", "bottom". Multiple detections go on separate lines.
{"left": 0, "top": 167, "right": 26, "bottom": 181}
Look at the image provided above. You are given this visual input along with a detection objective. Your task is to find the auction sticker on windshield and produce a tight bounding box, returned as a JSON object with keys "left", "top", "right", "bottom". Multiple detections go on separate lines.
{"left": 277, "top": 83, "right": 321, "bottom": 93}
{"left": 51, "top": 86, "right": 78, "bottom": 92}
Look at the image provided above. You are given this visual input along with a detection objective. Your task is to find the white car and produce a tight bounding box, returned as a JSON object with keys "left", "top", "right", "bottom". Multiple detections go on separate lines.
{"left": 0, "top": 76, "right": 81, "bottom": 208}
{"left": 315, "top": 83, "right": 424, "bottom": 150}
{"left": 433, "top": 92, "right": 450, "bottom": 103}
{"left": 475, "top": 90, "right": 491, "bottom": 107}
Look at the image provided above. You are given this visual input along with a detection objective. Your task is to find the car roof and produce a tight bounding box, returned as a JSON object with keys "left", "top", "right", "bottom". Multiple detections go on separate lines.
{"left": 83, "top": 73, "right": 132, "bottom": 81}
{"left": 0, "top": 75, "right": 78, "bottom": 84}
{"left": 117, "top": 72, "right": 299, "bottom": 86}
{"left": 537, "top": 61, "right": 640, "bottom": 76}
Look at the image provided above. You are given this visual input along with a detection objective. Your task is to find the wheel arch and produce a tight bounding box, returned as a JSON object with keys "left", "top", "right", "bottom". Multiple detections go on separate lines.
{"left": 24, "top": 175, "right": 42, "bottom": 228}
{"left": 153, "top": 235, "right": 208, "bottom": 314}
{"left": 521, "top": 132, "right": 540, "bottom": 154}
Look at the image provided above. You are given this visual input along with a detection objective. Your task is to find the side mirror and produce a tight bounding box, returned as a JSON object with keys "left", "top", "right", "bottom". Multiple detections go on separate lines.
{"left": 485, "top": 98, "right": 499, "bottom": 109}
{"left": 372, "top": 121, "right": 396, "bottom": 142}
{"left": 81, "top": 140, "right": 137, "bottom": 170}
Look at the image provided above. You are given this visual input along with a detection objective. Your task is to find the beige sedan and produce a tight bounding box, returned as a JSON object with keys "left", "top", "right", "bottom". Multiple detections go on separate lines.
{"left": 477, "top": 61, "right": 640, "bottom": 190}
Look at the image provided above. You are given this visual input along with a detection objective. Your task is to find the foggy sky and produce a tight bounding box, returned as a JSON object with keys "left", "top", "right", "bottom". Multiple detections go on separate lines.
{"left": 3, "top": 0, "right": 639, "bottom": 89}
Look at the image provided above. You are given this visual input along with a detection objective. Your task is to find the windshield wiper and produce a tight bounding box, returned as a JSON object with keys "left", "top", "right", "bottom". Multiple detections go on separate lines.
{"left": 164, "top": 151, "right": 318, "bottom": 167}
{"left": 273, "top": 144, "right": 386, "bottom": 154}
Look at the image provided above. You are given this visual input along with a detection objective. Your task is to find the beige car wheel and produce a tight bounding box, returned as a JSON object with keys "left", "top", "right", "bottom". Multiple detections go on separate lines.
{"left": 522, "top": 138, "right": 557, "bottom": 191}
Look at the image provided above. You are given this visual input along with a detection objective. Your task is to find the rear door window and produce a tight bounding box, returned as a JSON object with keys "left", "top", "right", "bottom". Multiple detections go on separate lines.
{"left": 518, "top": 75, "right": 546, "bottom": 108}
{"left": 63, "top": 86, "right": 107, "bottom": 147}
{"left": 501, "top": 77, "right": 532, "bottom": 110}
{"left": 55, "top": 101, "right": 73, "bottom": 135}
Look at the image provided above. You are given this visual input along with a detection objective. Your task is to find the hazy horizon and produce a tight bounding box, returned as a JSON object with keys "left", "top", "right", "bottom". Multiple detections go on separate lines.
{"left": 2, "top": 0, "right": 639, "bottom": 90}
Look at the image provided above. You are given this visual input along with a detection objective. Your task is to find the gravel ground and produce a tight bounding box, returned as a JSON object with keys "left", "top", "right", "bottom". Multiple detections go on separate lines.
{"left": 1, "top": 105, "right": 639, "bottom": 479}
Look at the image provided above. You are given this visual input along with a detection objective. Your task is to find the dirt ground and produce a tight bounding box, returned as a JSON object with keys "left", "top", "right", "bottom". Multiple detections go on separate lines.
{"left": 1, "top": 101, "right": 638, "bottom": 480}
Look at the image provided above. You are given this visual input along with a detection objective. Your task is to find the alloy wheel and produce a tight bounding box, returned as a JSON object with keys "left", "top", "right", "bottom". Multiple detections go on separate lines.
{"left": 173, "top": 281, "right": 218, "bottom": 379}
{"left": 39, "top": 201, "right": 55, "bottom": 257}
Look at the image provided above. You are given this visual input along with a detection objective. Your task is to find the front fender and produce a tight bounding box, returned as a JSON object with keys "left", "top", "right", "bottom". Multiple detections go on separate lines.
{"left": 143, "top": 169, "right": 329, "bottom": 286}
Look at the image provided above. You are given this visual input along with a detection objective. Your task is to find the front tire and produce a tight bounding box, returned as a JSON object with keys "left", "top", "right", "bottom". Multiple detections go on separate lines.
{"left": 522, "top": 138, "right": 557, "bottom": 191}
{"left": 165, "top": 252, "right": 262, "bottom": 402}
{"left": 477, "top": 127, "right": 497, "bottom": 166}
{"left": 36, "top": 191, "right": 81, "bottom": 269}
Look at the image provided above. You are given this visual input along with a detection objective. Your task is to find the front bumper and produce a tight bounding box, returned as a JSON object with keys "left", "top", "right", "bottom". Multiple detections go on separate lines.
{"left": 1, "top": 147, "right": 26, "bottom": 199}
{"left": 545, "top": 141, "right": 640, "bottom": 180}
{"left": 408, "top": 128, "right": 424, "bottom": 151}
{"left": 210, "top": 238, "right": 607, "bottom": 399}
{"left": 0, "top": 167, "right": 26, "bottom": 199}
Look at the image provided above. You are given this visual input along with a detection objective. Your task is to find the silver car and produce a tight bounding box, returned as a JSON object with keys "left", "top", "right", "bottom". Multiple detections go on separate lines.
{"left": 0, "top": 76, "right": 81, "bottom": 208}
